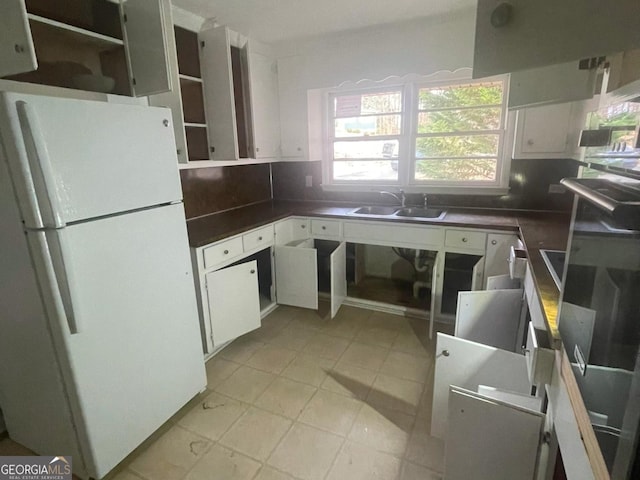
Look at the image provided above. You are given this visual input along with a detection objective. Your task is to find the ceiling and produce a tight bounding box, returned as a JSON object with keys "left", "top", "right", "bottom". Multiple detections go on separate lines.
{"left": 172, "top": 0, "right": 475, "bottom": 44}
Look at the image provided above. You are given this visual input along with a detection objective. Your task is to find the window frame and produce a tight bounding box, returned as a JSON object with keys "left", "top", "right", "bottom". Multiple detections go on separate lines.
{"left": 321, "top": 72, "right": 513, "bottom": 195}
{"left": 327, "top": 85, "right": 408, "bottom": 187}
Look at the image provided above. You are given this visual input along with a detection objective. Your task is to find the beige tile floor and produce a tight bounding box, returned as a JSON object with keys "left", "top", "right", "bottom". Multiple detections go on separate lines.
{"left": 0, "top": 304, "right": 446, "bottom": 480}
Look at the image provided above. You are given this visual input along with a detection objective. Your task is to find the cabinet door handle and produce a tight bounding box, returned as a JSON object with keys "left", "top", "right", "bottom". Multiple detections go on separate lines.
{"left": 491, "top": 239, "right": 497, "bottom": 245}
{"left": 258, "top": 236, "right": 263, "bottom": 241}
{"left": 250, "top": 269, "right": 256, "bottom": 274}
{"left": 442, "top": 350, "right": 450, "bottom": 357}
{"left": 322, "top": 226, "right": 327, "bottom": 230}
{"left": 223, "top": 249, "right": 229, "bottom": 254}
{"left": 462, "top": 237, "right": 468, "bottom": 243}
{"left": 301, "top": 224, "right": 306, "bottom": 229}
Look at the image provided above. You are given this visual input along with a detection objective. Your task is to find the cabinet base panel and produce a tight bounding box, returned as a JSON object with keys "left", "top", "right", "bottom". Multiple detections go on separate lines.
{"left": 348, "top": 276, "right": 431, "bottom": 311}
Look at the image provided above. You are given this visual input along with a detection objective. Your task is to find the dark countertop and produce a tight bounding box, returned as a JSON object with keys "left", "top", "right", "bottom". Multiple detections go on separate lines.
{"left": 186, "top": 200, "right": 570, "bottom": 344}
{"left": 186, "top": 200, "right": 520, "bottom": 247}
{"left": 516, "top": 212, "right": 571, "bottom": 344}
{"left": 186, "top": 202, "right": 294, "bottom": 247}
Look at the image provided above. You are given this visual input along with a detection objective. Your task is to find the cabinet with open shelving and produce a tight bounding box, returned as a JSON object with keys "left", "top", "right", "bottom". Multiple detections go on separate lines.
{"left": 149, "top": 21, "right": 281, "bottom": 165}
{"left": 200, "top": 26, "right": 281, "bottom": 162}
{"left": 1, "top": 0, "right": 172, "bottom": 98}
{"left": 175, "top": 26, "right": 208, "bottom": 161}
{"left": 148, "top": 23, "right": 208, "bottom": 164}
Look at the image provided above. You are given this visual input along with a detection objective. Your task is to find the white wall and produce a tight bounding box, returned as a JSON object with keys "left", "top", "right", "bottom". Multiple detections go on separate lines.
{"left": 273, "top": 8, "right": 477, "bottom": 159}
{"left": 364, "top": 245, "right": 414, "bottom": 281}
{"left": 273, "top": 8, "right": 475, "bottom": 88}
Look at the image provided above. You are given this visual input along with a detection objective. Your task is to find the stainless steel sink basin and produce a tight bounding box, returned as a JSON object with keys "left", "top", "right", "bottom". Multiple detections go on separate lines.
{"left": 351, "top": 206, "right": 399, "bottom": 215}
{"left": 394, "top": 207, "right": 446, "bottom": 219}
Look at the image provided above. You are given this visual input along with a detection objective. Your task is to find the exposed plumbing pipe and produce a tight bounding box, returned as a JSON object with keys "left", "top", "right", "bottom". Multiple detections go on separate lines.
{"left": 390, "top": 248, "right": 435, "bottom": 299}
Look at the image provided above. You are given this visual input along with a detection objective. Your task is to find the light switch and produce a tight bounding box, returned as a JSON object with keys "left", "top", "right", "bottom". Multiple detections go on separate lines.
{"left": 305, "top": 175, "right": 313, "bottom": 187}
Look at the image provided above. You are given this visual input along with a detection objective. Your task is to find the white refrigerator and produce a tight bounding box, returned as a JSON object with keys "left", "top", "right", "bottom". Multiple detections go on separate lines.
{"left": 0, "top": 92, "right": 206, "bottom": 478}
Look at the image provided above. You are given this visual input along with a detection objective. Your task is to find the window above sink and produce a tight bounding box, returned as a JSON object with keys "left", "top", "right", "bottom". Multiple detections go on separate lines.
{"left": 319, "top": 70, "right": 514, "bottom": 195}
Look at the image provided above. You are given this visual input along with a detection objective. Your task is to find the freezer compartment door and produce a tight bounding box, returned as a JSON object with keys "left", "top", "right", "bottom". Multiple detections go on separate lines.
{"left": 28, "top": 203, "right": 205, "bottom": 478}
{"left": 0, "top": 92, "right": 181, "bottom": 228}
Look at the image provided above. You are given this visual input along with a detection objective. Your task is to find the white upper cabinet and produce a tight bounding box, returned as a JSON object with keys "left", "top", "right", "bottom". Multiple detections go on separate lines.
{"left": 0, "top": 0, "right": 37, "bottom": 77}
{"left": 0, "top": 0, "right": 172, "bottom": 98}
{"left": 508, "top": 61, "right": 598, "bottom": 109}
{"left": 200, "top": 26, "right": 281, "bottom": 162}
{"left": 247, "top": 44, "right": 281, "bottom": 159}
{"left": 512, "top": 100, "right": 592, "bottom": 159}
{"left": 200, "top": 26, "right": 239, "bottom": 161}
{"left": 473, "top": 0, "right": 640, "bottom": 79}
{"left": 120, "top": 0, "right": 172, "bottom": 97}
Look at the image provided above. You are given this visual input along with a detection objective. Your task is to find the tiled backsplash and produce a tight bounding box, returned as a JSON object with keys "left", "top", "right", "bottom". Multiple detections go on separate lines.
{"left": 180, "top": 164, "right": 271, "bottom": 219}
{"left": 271, "top": 158, "right": 579, "bottom": 211}
{"left": 180, "top": 158, "right": 579, "bottom": 219}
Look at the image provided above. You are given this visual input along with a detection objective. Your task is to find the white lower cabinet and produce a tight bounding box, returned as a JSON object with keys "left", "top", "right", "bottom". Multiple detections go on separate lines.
{"left": 433, "top": 262, "right": 556, "bottom": 480}
{"left": 455, "top": 288, "right": 524, "bottom": 351}
{"left": 274, "top": 238, "right": 347, "bottom": 318}
{"left": 484, "top": 233, "right": 521, "bottom": 286}
{"left": 446, "top": 385, "right": 545, "bottom": 480}
{"left": 274, "top": 217, "right": 310, "bottom": 246}
{"left": 205, "top": 260, "right": 261, "bottom": 346}
{"left": 432, "top": 333, "right": 544, "bottom": 480}
{"left": 432, "top": 333, "right": 533, "bottom": 439}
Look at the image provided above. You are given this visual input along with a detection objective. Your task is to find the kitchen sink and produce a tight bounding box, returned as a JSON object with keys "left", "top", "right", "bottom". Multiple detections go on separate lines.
{"left": 351, "top": 206, "right": 400, "bottom": 215}
{"left": 394, "top": 207, "right": 446, "bottom": 219}
{"left": 348, "top": 205, "right": 447, "bottom": 220}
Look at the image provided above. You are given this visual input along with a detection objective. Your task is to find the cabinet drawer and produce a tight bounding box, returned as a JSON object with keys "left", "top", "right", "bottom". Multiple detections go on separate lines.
{"left": 343, "top": 221, "right": 443, "bottom": 249}
{"left": 203, "top": 236, "right": 244, "bottom": 270}
{"left": 445, "top": 230, "right": 486, "bottom": 251}
{"left": 292, "top": 218, "right": 310, "bottom": 236}
{"left": 525, "top": 322, "right": 554, "bottom": 385}
{"left": 311, "top": 219, "right": 341, "bottom": 238}
{"left": 242, "top": 225, "right": 274, "bottom": 251}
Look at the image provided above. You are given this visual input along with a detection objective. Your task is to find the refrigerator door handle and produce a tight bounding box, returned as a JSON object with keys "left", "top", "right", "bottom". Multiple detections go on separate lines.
{"left": 29, "top": 230, "right": 82, "bottom": 335}
{"left": 16, "top": 101, "right": 65, "bottom": 228}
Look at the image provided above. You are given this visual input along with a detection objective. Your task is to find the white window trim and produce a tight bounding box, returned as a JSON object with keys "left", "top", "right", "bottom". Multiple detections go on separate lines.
{"left": 319, "top": 70, "right": 515, "bottom": 195}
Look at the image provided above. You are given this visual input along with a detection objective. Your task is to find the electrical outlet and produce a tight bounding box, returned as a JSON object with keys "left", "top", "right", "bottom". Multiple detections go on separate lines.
{"left": 548, "top": 184, "right": 566, "bottom": 194}
{"left": 305, "top": 175, "right": 313, "bottom": 187}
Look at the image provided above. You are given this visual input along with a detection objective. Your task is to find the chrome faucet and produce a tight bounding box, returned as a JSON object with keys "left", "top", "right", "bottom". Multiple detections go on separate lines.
{"left": 380, "top": 190, "right": 406, "bottom": 207}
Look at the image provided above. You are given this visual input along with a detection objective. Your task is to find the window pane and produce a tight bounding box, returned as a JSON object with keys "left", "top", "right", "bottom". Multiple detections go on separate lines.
{"left": 334, "top": 139, "right": 399, "bottom": 159}
{"left": 418, "top": 82, "right": 503, "bottom": 110}
{"left": 415, "top": 159, "right": 497, "bottom": 181}
{"left": 334, "top": 114, "right": 401, "bottom": 137}
{"left": 334, "top": 160, "right": 399, "bottom": 181}
{"left": 334, "top": 91, "right": 402, "bottom": 117}
{"left": 415, "top": 135, "right": 499, "bottom": 158}
{"left": 417, "top": 107, "right": 501, "bottom": 133}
